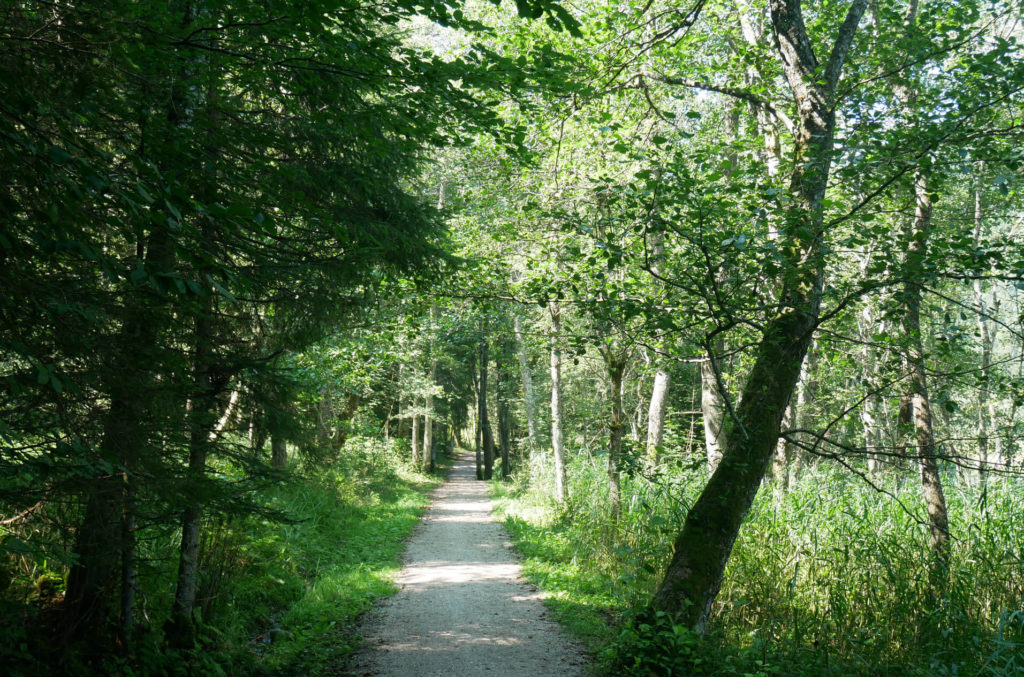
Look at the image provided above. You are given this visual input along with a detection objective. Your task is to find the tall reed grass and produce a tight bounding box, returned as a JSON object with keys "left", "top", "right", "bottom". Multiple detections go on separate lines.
{"left": 494, "top": 452, "right": 1024, "bottom": 676}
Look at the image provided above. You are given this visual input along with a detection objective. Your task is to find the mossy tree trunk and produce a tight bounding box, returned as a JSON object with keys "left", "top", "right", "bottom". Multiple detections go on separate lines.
{"left": 652, "top": 0, "right": 868, "bottom": 631}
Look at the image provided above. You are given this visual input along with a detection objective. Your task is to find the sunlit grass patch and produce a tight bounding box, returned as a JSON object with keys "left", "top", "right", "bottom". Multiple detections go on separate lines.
{"left": 494, "top": 453, "right": 1024, "bottom": 676}
{"left": 206, "top": 441, "right": 446, "bottom": 675}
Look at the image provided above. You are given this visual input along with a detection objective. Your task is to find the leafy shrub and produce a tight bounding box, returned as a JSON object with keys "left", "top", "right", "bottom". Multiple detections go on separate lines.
{"left": 611, "top": 609, "right": 707, "bottom": 676}
{"left": 497, "top": 453, "right": 1024, "bottom": 676}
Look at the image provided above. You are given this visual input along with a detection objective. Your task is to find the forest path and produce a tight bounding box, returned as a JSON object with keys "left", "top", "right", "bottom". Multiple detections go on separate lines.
{"left": 345, "top": 452, "right": 589, "bottom": 676}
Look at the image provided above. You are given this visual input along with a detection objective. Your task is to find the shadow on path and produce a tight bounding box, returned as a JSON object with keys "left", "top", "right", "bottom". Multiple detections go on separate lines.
{"left": 346, "top": 453, "right": 588, "bottom": 676}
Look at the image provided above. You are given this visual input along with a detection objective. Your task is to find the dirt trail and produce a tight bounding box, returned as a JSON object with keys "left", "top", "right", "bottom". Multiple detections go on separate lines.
{"left": 347, "top": 452, "right": 589, "bottom": 676}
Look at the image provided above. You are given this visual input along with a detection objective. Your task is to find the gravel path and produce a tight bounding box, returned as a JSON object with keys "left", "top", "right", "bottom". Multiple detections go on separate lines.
{"left": 346, "top": 452, "right": 589, "bottom": 676}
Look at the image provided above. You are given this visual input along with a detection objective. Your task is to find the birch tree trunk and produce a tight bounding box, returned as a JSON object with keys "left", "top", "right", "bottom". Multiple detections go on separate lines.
{"left": 652, "top": 0, "right": 868, "bottom": 630}
{"left": 513, "top": 314, "right": 540, "bottom": 454}
{"left": 700, "top": 343, "right": 726, "bottom": 474}
{"left": 903, "top": 171, "right": 951, "bottom": 579}
{"left": 647, "top": 369, "right": 671, "bottom": 460}
{"left": 549, "top": 302, "right": 567, "bottom": 501}
{"left": 858, "top": 256, "right": 883, "bottom": 474}
{"left": 972, "top": 167, "right": 998, "bottom": 479}
{"left": 774, "top": 343, "right": 814, "bottom": 498}
{"left": 412, "top": 406, "right": 421, "bottom": 467}
{"left": 772, "top": 401, "right": 796, "bottom": 502}
{"left": 646, "top": 229, "right": 670, "bottom": 464}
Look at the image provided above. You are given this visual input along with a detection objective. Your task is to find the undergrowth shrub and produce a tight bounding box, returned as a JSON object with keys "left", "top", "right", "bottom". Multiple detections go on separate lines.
{"left": 495, "top": 452, "right": 1024, "bottom": 676}
{"left": 0, "top": 436, "right": 443, "bottom": 676}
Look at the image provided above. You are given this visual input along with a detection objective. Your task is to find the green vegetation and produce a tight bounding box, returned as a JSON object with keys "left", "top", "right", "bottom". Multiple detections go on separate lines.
{"left": 496, "top": 454, "right": 1024, "bottom": 676}
{"left": 4, "top": 0, "right": 1024, "bottom": 673}
{"left": 1, "top": 439, "right": 445, "bottom": 676}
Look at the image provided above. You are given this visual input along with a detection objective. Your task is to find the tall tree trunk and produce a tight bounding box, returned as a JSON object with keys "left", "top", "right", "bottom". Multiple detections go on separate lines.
{"left": 652, "top": 0, "right": 868, "bottom": 631}
{"left": 63, "top": 225, "right": 174, "bottom": 642}
{"left": 473, "top": 365, "right": 482, "bottom": 479}
{"left": 646, "top": 228, "right": 670, "bottom": 465}
{"left": 271, "top": 435, "right": 287, "bottom": 468}
{"left": 513, "top": 314, "right": 540, "bottom": 454}
{"left": 647, "top": 368, "right": 670, "bottom": 461}
{"left": 607, "top": 355, "right": 626, "bottom": 520}
{"left": 700, "top": 341, "right": 726, "bottom": 474}
{"left": 496, "top": 346, "right": 513, "bottom": 481}
{"left": 412, "top": 407, "right": 421, "bottom": 467}
{"left": 973, "top": 166, "right": 997, "bottom": 479}
{"left": 903, "top": 171, "right": 951, "bottom": 580}
{"left": 479, "top": 340, "right": 496, "bottom": 480}
{"left": 171, "top": 286, "right": 219, "bottom": 640}
{"left": 425, "top": 391, "right": 435, "bottom": 473}
{"left": 172, "top": 49, "right": 225, "bottom": 627}
{"left": 549, "top": 302, "right": 567, "bottom": 501}
{"left": 858, "top": 259, "right": 883, "bottom": 474}
{"left": 886, "top": 0, "right": 951, "bottom": 578}
{"left": 425, "top": 305, "right": 438, "bottom": 472}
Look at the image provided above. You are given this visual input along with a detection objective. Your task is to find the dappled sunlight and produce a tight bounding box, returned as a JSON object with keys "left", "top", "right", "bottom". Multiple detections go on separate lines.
{"left": 353, "top": 453, "right": 588, "bottom": 675}
{"left": 400, "top": 561, "right": 520, "bottom": 586}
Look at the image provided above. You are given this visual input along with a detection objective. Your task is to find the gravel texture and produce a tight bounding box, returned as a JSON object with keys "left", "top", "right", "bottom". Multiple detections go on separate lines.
{"left": 346, "top": 452, "right": 589, "bottom": 676}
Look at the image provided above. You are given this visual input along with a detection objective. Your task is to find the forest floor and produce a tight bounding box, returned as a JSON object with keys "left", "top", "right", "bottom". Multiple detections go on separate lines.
{"left": 344, "top": 452, "right": 590, "bottom": 676}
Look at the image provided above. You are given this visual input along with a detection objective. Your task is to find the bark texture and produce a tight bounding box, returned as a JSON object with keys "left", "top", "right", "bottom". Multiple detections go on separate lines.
{"left": 652, "top": 0, "right": 868, "bottom": 631}
{"left": 478, "top": 341, "right": 496, "bottom": 481}
{"left": 549, "top": 303, "right": 567, "bottom": 501}
{"left": 513, "top": 315, "right": 540, "bottom": 454}
{"left": 700, "top": 346, "right": 726, "bottom": 474}
{"left": 271, "top": 435, "right": 288, "bottom": 468}
{"left": 647, "top": 368, "right": 671, "bottom": 460}
{"left": 903, "top": 172, "right": 951, "bottom": 578}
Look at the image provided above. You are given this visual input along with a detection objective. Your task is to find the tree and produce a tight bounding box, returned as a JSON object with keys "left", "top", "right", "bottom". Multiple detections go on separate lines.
{"left": 1, "top": 0, "right": 512, "bottom": 652}
{"left": 651, "top": 0, "right": 870, "bottom": 629}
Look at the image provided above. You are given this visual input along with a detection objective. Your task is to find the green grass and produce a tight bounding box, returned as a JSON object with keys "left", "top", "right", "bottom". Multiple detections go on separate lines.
{"left": 0, "top": 439, "right": 448, "bottom": 677}
{"left": 194, "top": 439, "right": 450, "bottom": 675}
{"left": 494, "top": 452, "right": 1024, "bottom": 676}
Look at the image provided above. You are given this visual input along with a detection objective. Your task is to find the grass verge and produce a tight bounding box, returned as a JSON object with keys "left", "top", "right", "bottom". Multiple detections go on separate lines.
{"left": 208, "top": 441, "right": 452, "bottom": 675}
{"left": 491, "top": 475, "right": 621, "bottom": 659}
{"left": 492, "top": 452, "right": 1024, "bottom": 677}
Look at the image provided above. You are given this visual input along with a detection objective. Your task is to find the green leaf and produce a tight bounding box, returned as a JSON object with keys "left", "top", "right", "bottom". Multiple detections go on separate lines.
{"left": 206, "top": 275, "right": 237, "bottom": 302}
{"left": 48, "top": 145, "right": 73, "bottom": 164}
